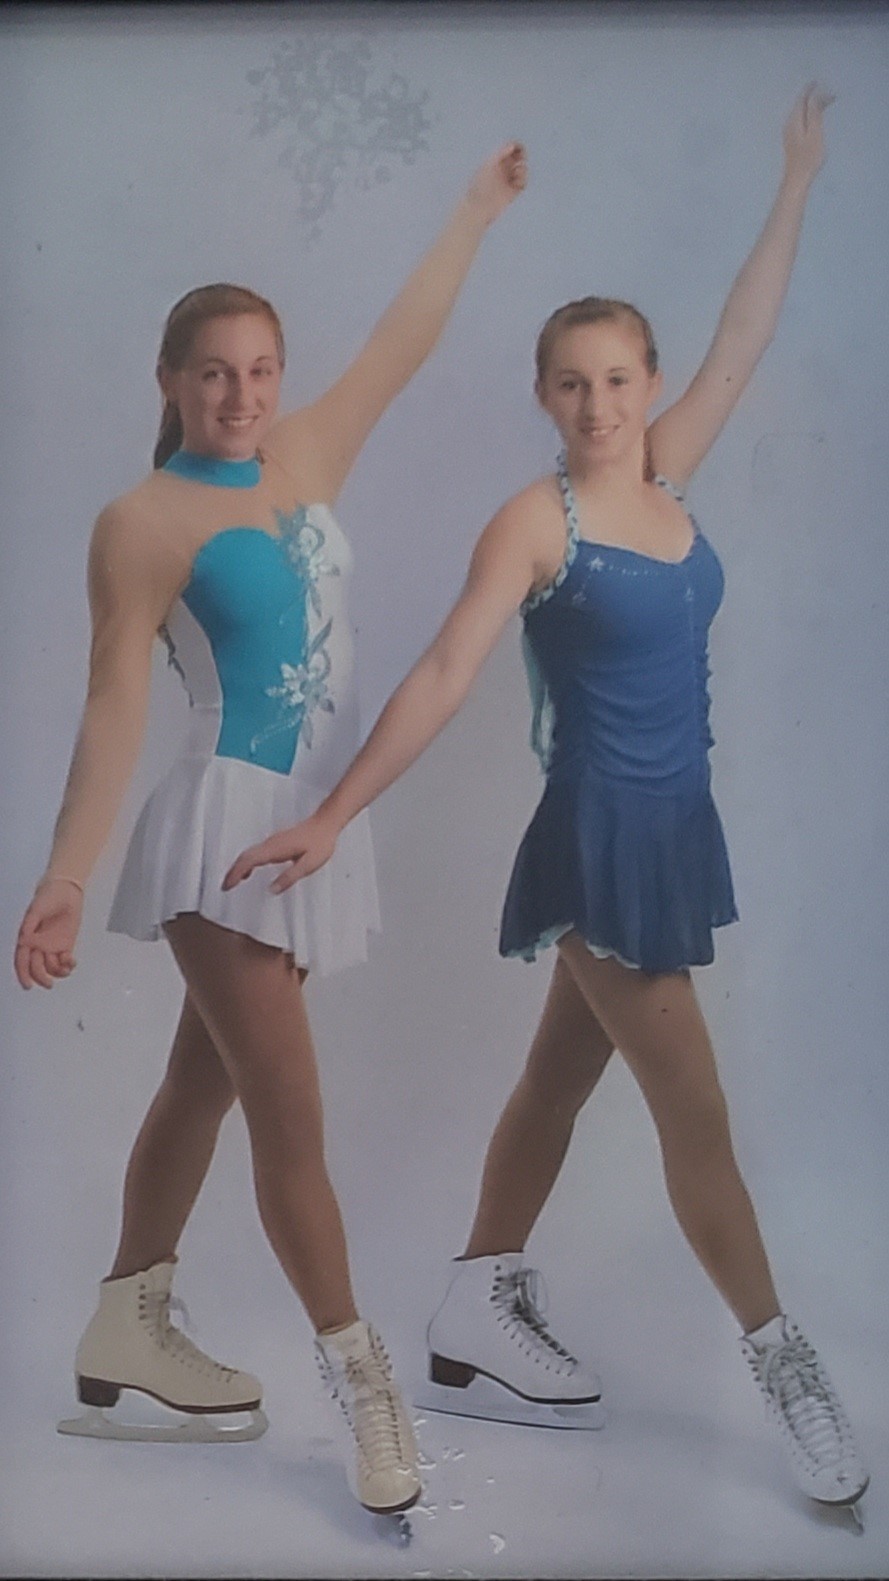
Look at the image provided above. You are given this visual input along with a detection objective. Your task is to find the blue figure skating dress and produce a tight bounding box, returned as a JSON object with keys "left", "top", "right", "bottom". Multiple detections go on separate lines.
{"left": 499, "top": 452, "right": 737, "bottom": 973}
{"left": 108, "top": 451, "right": 379, "bottom": 976}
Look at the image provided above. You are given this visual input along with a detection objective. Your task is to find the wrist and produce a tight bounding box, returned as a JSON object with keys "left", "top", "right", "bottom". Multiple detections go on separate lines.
{"left": 39, "top": 873, "right": 85, "bottom": 896}
{"left": 317, "top": 791, "right": 354, "bottom": 835}
{"left": 457, "top": 189, "right": 497, "bottom": 235}
{"left": 779, "top": 166, "right": 816, "bottom": 203}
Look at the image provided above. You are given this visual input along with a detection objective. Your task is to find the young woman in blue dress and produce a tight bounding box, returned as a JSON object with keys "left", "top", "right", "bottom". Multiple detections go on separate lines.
{"left": 224, "top": 87, "right": 868, "bottom": 1521}
{"left": 13, "top": 142, "right": 527, "bottom": 1518}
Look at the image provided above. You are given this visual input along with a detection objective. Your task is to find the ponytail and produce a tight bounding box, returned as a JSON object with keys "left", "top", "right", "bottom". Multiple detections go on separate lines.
{"left": 153, "top": 399, "right": 184, "bottom": 470}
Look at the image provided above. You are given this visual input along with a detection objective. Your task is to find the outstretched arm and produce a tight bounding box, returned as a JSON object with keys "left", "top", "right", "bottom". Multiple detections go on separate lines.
{"left": 649, "top": 85, "right": 833, "bottom": 487}
{"left": 264, "top": 142, "right": 527, "bottom": 499}
{"left": 223, "top": 499, "right": 543, "bottom": 892}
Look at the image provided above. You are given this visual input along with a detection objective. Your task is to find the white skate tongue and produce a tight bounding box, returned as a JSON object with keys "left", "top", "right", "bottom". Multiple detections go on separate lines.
{"left": 746, "top": 1314, "right": 790, "bottom": 1351}
{"left": 319, "top": 1319, "right": 373, "bottom": 1364}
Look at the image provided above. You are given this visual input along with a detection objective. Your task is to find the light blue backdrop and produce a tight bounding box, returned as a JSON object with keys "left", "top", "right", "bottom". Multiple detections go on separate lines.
{"left": 2, "top": 5, "right": 887, "bottom": 1577}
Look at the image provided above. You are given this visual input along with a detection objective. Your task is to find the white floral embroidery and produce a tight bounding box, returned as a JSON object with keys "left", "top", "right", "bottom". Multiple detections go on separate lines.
{"left": 276, "top": 505, "right": 339, "bottom": 619}
{"left": 265, "top": 619, "right": 335, "bottom": 748}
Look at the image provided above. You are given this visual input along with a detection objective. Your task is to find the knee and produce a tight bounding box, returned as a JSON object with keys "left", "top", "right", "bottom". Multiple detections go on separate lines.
{"left": 160, "top": 1062, "right": 236, "bottom": 1124}
{"left": 237, "top": 1068, "right": 324, "bottom": 1161}
{"left": 658, "top": 1082, "right": 735, "bottom": 1165}
{"left": 520, "top": 1047, "right": 603, "bottom": 1124}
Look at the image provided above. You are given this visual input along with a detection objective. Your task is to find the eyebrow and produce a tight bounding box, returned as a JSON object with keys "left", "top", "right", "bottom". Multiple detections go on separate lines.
{"left": 198, "top": 354, "right": 278, "bottom": 367}
{"left": 555, "top": 365, "right": 631, "bottom": 376}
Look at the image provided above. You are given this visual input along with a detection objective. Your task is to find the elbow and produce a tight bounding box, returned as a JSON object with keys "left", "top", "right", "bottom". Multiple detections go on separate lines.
{"left": 427, "top": 650, "right": 476, "bottom": 720}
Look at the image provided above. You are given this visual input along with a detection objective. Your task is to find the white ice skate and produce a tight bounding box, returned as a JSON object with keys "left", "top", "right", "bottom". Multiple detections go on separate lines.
{"left": 741, "top": 1315, "right": 869, "bottom": 1529}
{"left": 418, "top": 1253, "right": 605, "bottom": 1429}
{"left": 57, "top": 1259, "right": 267, "bottom": 1443}
{"left": 315, "top": 1319, "right": 422, "bottom": 1518}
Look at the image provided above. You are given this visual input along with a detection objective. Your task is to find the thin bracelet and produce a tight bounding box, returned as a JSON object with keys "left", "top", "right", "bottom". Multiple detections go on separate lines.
{"left": 41, "top": 875, "right": 85, "bottom": 895}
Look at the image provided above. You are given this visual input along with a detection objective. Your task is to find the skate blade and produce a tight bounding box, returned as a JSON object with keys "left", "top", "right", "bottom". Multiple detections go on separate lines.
{"left": 57, "top": 1399, "right": 268, "bottom": 1444}
{"left": 847, "top": 1502, "right": 865, "bottom": 1534}
{"left": 414, "top": 1378, "right": 606, "bottom": 1431}
{"left": 372, "top": 1511, "right": 414, "bottom": 1547}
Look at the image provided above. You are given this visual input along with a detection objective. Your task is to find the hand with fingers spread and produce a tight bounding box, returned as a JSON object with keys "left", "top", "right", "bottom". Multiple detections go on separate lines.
{"left": 223, "top": 812, "right": 341, "bottom": 897}
{"left": 467, "top": 141, "right": 528, "bottom": 223}
{"left": 14, "top": 878, "right": 83, "bottom": 990}
{"left": 783, "top": 82, "right": 834, "bottom": 188}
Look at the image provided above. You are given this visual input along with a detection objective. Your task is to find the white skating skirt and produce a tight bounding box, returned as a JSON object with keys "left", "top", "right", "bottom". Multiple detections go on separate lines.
{"left": 108, "top": 750, "right": 381, "bottom": 977}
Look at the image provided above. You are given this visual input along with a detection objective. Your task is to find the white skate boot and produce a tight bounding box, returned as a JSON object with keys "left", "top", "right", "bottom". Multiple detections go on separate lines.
{"left": 315, "top": 1319, "right": 421, "bottom": 1517}
{"left": 741, "top": 1315, "right": 869, "bottom": 1528}
{"left": 419, "top": 1253, "right": 605, "bottom": 1429}
{"left": 57, "top": 1259, "right": 267, "bottom": 1443}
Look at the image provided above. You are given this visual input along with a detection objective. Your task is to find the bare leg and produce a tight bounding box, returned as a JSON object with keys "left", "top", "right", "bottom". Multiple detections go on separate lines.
{"left": 165, "top": 914, "right": 357, "bottom": 1334}
{"left": 558, "top": 934, "right": 780, "bottom": 1333}
{"left": 109, "top": 992, "right": 237, "bottom": 1280}
{"left": 464, "top": 956, "right": 613, "bottom": 1257}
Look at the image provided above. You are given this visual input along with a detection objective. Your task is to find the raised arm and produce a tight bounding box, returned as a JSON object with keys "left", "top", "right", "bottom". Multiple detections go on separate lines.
{"left": 648, "top": 85, "right": 833, "bottom": 487}
{"left": 264, "top": 142, "right": 527, "bottom": 500}
{"left": 223, "top": 496, "right": 546, "bottom": 892}
{"left": 14, "top": 506, "right": 187, "bottom": 988}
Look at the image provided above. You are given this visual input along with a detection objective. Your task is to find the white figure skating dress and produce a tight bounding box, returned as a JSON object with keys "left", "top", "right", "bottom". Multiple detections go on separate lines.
{"left": 108, "top": 449, "right": 380, "bottom": 975}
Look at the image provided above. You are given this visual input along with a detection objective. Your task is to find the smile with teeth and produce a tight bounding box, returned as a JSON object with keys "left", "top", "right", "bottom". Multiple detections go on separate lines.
{"left": 221, "top": 417, "right": 256, "bottom": 427}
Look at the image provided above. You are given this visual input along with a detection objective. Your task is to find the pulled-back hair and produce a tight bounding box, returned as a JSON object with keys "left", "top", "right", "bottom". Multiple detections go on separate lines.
{"left": 153, "top": 284, "right": 285, "bottom": 468}
{"left": 534, "top": 296, "right": 658, "bottom": 388}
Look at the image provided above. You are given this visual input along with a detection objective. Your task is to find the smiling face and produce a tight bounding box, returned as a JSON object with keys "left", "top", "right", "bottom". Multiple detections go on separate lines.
{"left": 537, "top": 318, "right": 662, "bottom": 474}
{"left": 158, "top": 313, "right": 284, "bottom": 460}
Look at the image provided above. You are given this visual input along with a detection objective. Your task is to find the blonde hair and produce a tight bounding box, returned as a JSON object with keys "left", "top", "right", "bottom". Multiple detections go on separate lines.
{"left": 534, "top": 296, "right": 658, "bottom": 387}
{"left": 153, "top": 284, "right": 285, "bottom": 468}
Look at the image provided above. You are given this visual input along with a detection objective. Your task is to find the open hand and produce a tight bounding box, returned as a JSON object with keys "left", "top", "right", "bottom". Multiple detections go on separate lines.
{"left": 14, "top": 879, "right": 82, "bottom": 989}
{"left": 783, "top": 83, "right": 834, "bottom": 187}
{"left": 222, "top": 812, "right": 340, "bottom": 896}
{"left": 467, "top": 141, "right": 528, "bottom": 223}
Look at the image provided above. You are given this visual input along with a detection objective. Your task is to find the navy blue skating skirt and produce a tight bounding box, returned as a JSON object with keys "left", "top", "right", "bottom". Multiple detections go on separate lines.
{"left": 499, "top": 761, "right": 738, "bottom": 973}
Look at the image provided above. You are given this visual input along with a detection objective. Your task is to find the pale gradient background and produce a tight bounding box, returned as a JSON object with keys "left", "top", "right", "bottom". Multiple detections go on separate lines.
{"left": 2, "top": 3, "right": 888, "bottom": 1577}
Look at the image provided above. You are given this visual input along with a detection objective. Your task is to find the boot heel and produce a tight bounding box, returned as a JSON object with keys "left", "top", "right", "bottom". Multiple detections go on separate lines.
{"left": 77, "top": 1375, "right": 121, "bottom": 1408}
{"left": 429, "top": 1353, "right": 476, "bottom": 1388}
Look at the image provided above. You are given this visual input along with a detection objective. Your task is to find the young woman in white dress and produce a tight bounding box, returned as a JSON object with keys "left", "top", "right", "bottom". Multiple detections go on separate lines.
{"left": 14, "top": 142, "right": 527, "bottom": 1519}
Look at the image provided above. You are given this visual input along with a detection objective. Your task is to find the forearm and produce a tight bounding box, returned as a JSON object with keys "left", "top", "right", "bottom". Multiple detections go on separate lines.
{"left": 320, "top": 653, "right": 470, "bottom": 832}
{"left": 42, "top": 686, "right": 149, "bottom": 889}
{"left": 717, "top": 171, "right": 813, "bottom": 352}
{"left": 370, "top": 193, "right": 493, "bottom": 379}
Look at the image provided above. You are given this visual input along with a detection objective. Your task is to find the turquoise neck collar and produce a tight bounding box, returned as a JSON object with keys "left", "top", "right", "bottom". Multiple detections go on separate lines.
{"left": 163, "top": 449, "right": 261, "bottom": 489}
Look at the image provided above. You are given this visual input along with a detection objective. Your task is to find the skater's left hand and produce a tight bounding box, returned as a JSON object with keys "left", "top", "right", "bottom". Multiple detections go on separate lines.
{"left": 222, "top": 812, "right": 340, "bottom": 895}
{"left": 466, "top": 141, "right": 528, "bottom": 223}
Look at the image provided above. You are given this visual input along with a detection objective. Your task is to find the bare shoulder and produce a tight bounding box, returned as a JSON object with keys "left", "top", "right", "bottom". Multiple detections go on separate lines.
{"left": 486, "top": 475, "right": 561, "bottom": 533}
{"left": 88, "top": 479, "right": 190, "bottom": 612}
{"left": 486, "top": 474, "right": 566, "bottom": 581}
{"left": 260, "top": 408, "right": 331, "bottom": 500}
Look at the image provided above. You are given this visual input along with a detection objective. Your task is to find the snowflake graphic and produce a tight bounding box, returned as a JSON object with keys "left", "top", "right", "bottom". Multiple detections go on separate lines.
{"left": 246, "top": 35, "right": 433, "bottom": 241}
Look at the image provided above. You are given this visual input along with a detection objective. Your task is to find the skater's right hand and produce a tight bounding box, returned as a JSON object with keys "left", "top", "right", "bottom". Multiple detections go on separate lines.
{"left": 14, "top": 879, "right": 82, "bottom": 989}
{"left": 222, "top": 812, "right": 340, "bottom": 896}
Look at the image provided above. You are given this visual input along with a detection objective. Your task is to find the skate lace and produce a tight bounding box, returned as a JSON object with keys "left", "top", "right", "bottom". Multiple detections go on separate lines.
{"left": 492, "top": 1268, "right": 579, "bottom": 1373}
{"left": 318, "top": 1334, "right": 409, "bottom": 1471}
{"left": 761, "top": 1336, "right": 850, "bottom": 1468}
{"left": 141, "top": 1290, "right": 239, "bottom": 1382}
